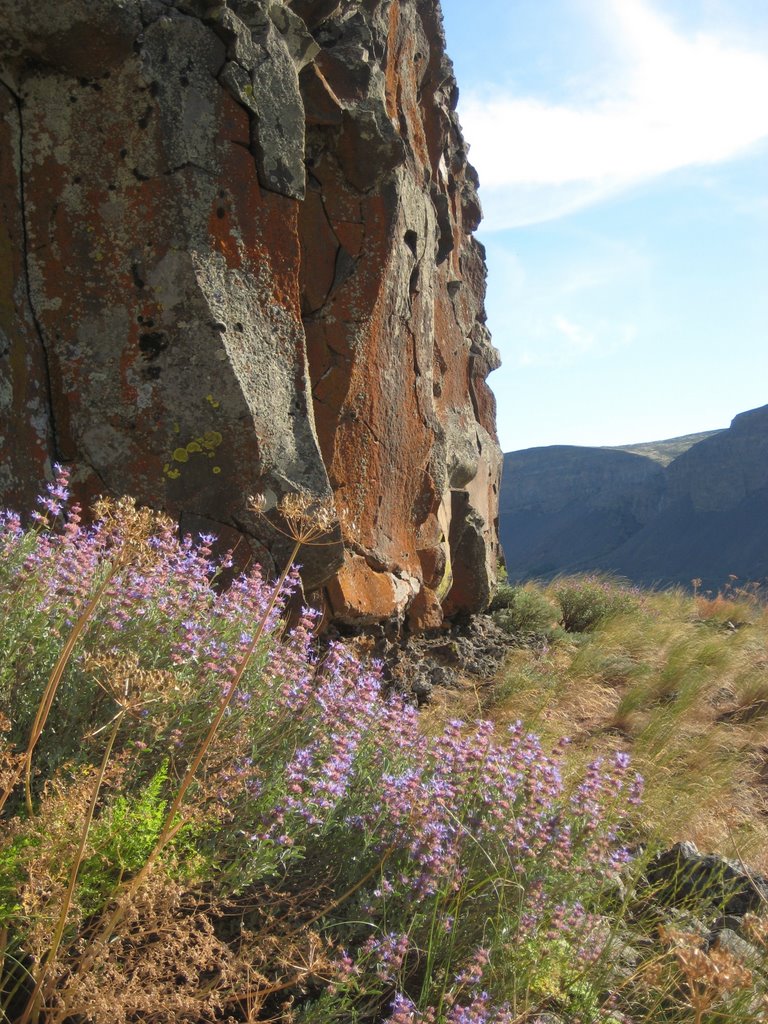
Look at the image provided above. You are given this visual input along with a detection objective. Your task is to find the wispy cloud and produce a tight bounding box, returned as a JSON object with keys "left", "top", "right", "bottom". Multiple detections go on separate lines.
{"left": 482, "top": 232, "right": 645, "bottom": 371}
{"left": 512, "top": 315, "right": 637, "bottom": 369}
{"left": 460, "top": 0, "right": 768, "bottom": 228}
{"left": 552, "top": 315, "right": 596, "bottom": 353}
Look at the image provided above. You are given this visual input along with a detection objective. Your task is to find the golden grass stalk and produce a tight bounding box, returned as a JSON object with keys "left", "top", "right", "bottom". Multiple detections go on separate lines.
{"left": 0, "top": 562, "right": 120, "bottom": 818}
{"left": 18, "top": 712, "right": 124, "bottom": 1024}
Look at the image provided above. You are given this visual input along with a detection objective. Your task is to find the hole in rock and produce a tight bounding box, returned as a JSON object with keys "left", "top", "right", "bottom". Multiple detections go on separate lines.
{"left": 139, "top": 331, "right": 168, "bottom": 360}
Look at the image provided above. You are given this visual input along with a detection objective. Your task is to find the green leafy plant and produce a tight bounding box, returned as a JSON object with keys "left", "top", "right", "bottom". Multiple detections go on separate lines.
{"left": 76, "top": 762, "right": 171, "bottom": 913}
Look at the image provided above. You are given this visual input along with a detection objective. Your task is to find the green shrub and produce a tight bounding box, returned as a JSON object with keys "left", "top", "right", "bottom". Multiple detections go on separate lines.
{"left": 488, "top": 580, "right": 516, "bottom": 611}
{"left": 492, "top": 584, "right": 557, "bottom": 638}
{"left": 555, "top": 576, "right": 637, "bottom": 633}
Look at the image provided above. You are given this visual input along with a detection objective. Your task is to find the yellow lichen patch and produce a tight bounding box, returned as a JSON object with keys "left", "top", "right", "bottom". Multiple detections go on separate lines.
{"left": 206, "top": 394, "right": 220, "bottom": 409}
{"left": 164, "top": 426, "right": 224, "bottom": 478}
{"left": 435, "top": 534, "right": 453, "bottom": 603}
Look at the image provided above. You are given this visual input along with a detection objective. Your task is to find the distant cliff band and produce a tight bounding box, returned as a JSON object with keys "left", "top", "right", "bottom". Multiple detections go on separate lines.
{"left": 499, "top": 404, "right": 768, "bottom": 591}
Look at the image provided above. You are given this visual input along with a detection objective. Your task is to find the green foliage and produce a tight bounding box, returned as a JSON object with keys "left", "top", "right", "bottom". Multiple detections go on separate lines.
{"left": 0, "top": 834, "right": 33, "bottom": 926}
{"left": 1, "top": 481, "right": 766, "bottom": 1024}
{"left": 491, "top": 584, "right": 557, "bottom": 638}
{"left": 76, "top": 763, "right": 172, "bottom": 913}
{"left": 555, "top": 576, "right": 638, "bottom": 632}
{"left": 98, "top": 762, "right": 169, "bottom": 873}
{"left": 489, "top": 580, "right": 516, "bottom": 611}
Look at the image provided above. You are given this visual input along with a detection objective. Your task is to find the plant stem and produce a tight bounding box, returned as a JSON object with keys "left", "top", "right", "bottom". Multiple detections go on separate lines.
{"left": 18, "top": 712, "right": 123, "bottom": 1024}
{"left": 0, "top": 562, "right": 119, "bottom": 817}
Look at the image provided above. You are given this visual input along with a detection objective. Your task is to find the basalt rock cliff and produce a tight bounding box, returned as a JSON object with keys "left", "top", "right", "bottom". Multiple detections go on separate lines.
{"left": 500, "top": 405, "right": 768, "bottom": 591}
{"left": 0, "top": 0, "right": 501, "bottom": 627}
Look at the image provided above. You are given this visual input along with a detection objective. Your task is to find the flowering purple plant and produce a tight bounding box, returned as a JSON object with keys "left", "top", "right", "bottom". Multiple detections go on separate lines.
{"left": 0, "top": 473, "right": 645, "bottom": 1023}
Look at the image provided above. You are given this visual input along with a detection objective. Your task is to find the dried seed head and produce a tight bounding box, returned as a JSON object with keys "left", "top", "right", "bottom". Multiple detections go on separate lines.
{"left": 91, "top": 496, "right": 174, "bottom": 568}
{"left": 247, "top": 493, "right": 267, "bottom": 516}
{"left": 658, "top": 924, "right": 754, "bottom": 1006}
{"left": 81, "top": 652, "right": 179, "bottom": 728}
{"left": 250, "top": 490, "right": 344, "bottom": 546}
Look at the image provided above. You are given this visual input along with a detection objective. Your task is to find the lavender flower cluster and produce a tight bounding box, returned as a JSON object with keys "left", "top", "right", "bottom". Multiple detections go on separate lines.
{"left": 0, "top": 470, "right": 644, "bottom": 1023}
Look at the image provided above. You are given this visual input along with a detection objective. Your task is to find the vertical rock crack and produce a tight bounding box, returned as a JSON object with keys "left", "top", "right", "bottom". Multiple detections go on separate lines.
{"left": 5, "top": 80, "right": 61, "bottom": 464}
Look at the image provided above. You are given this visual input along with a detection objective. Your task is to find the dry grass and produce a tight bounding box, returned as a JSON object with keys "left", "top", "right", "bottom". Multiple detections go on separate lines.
{"left": 482, "top": 581, "right": 768, "bottom": 869}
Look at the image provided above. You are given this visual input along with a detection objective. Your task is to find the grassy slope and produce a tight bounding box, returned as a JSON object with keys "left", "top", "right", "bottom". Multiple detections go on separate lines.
{"left": 605, "top": 430, "right": 724, "bottom": 466}
{"left": 466, "top": 580, "right": 768, "bottom": 871}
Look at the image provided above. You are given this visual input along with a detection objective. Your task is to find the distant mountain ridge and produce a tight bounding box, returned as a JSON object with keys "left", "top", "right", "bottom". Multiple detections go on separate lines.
{"left": 606, "top": 429, "right": 724, "bottom": 466}
{"left": 499, "top": 405, "right": 768, "bottom": 591}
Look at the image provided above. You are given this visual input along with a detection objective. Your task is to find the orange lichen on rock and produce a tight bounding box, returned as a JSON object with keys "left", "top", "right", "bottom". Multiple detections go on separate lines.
{"left": 0, "top": 0, "right": 500, "bottom": 626}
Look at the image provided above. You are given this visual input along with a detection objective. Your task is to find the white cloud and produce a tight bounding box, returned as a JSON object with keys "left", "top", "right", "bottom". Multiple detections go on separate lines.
{"left": 481, "top": 231, "right": 648, "bottom": 370}
{"left": 461, "top": 0, "right": 768, "bottom": 228}
{"left": 558, "top": 240, "right": 649, "bottom": 293}
{"left": 510, "top": 315, "right": 637, "bottom": 369}
{"left": 553, "top": 315, "right": 596, "bottom": 352}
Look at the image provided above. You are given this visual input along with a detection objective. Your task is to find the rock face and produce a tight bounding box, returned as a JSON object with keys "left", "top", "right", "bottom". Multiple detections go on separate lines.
{"left": 500, "top": 405, "right": 768, "bottom": 590}
{"left": 0, "top": 0, "right": 501, "bottom": 625}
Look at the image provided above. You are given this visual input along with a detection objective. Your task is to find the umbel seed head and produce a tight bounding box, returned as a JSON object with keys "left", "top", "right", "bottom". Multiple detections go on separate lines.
{"left": 248, "top": 489, "right": 349, "bottom": 545}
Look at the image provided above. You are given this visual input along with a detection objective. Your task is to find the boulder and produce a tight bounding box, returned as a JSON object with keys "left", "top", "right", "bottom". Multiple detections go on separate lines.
{"left": 648, "top": 841, "right": 768, "bottom": 918}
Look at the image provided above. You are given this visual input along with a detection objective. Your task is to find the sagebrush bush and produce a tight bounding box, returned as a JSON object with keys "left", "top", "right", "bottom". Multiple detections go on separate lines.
{"left": 556, "top": 576, "right": 638, "bottom": 633}
{"left": 492, "top": 585, "right": 557, "bottom": 639}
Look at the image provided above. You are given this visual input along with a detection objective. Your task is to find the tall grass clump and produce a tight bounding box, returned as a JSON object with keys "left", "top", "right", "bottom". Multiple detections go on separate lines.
{"left": 489, "top": 575, "right": 768, "bottom": 872}
{"left": 483, "top": 576, "right": 768, "bottom": 1022}
{"left": 0, "top": 470, "right": 653, "bottom": 1023}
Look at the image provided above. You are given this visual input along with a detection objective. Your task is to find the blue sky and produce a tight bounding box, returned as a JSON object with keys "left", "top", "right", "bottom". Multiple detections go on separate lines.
{"left": 440, "top": 0, "right": 768, "bottom": 452}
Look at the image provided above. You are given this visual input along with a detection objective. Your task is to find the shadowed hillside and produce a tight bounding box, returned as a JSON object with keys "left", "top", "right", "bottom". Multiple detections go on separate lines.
{"left": 500, "top": 404, "right": 768, "bottom": 590}
{"left": 499, "top": 445, "right": 665, "bottom": 579}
